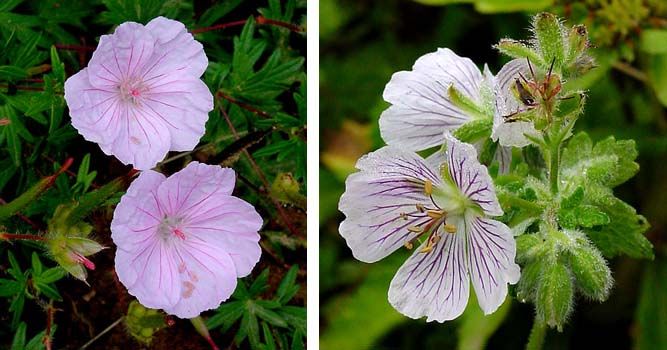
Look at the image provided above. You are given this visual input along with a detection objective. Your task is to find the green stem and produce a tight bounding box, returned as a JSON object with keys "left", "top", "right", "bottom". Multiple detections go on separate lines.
{"left": 526, "top": 319, "right": 547, "bottom": 350}
{"left": 549, "top": 138, "right": 560, "bottom": 194}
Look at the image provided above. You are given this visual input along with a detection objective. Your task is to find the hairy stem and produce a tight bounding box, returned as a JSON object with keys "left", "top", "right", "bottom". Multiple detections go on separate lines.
{"left": 0, "top": 233, "right": 46, "bottom": 241}
{"left": 526, "top": 319, "right": 547, "bottom": 350}
{"left": 549, "top": 138, "right": 560, "bottom": 194}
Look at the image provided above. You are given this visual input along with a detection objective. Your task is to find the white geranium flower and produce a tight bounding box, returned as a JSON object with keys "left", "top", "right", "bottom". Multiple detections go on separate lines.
{"left": 338, "top": 134, "right": 520, "bottom": 322}
{"left": 379, "top": 48, "right": 520, "bottom": 172}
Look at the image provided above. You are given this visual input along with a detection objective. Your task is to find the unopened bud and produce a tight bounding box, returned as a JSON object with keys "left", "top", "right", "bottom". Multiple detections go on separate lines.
{"left": 536, "top": 262, "right": 574, "bottom": 331}
{"left": 568, "top": 244, "right": 612, "bottom": 301}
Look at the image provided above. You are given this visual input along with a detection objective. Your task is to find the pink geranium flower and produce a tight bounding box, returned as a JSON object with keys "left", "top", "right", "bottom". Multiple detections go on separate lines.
{"left": 111, "top": 162, "right": 262, "bottom": 318}
{"left": 64, "top": 17, "right": 214, "bottom": 170}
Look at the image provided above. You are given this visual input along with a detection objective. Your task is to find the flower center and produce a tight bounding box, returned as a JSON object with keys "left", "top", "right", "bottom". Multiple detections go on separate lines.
{"left": 118, "top": 77, "right": 147, "bottom": 105}
{"left": 399, "top": 179, "right": 469, "bottom": 254}
{"left": 158, "top": 216, "right": 186, "bottom": 241}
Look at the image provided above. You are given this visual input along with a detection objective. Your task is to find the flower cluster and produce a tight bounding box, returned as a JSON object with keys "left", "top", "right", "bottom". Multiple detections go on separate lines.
{"left": 63, "top": 17, "right": 263, "bottom": 319}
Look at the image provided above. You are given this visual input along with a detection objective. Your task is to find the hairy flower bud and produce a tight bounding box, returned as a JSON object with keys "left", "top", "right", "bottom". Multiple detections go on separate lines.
{"left": 536, "top": 262, "right": 573, "bottom": 331}
{"left": 568, "top": 244, "right": 612, "bottom": 301}
{"left": 533, "top": 12, "right": 566, "bottom": 70}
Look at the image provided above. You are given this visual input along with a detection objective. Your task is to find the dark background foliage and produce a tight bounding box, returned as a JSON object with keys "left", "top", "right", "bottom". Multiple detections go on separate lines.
{"left": 319, "top": 0, "right": 667, "bottom": 349}
{"left": 0, "top": 0, "right": 306, "bottom": 349}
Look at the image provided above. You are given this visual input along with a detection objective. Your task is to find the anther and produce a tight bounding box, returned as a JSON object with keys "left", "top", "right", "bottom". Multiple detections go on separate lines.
{"left": 415, "top": 204, "right": 425, "bottom": 213}
{"left": 399, "top": 212, "right": 408, "bottom": 220}
{"left": 426, "top": 209, "right": 445, "bottom": 219}
{"left": 444, "top": 224, "right": 457, "bottom": 234}
{"left": 424, "top": 179, "right": 433, "bottom": 195}
{"left": 407, "top": 226, "right": 423, "bottom": 233}
{"left": 404, "top": 241, "right": 414, "bottom": 250}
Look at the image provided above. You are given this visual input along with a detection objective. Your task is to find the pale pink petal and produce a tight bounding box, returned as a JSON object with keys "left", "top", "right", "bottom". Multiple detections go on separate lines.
{"left": 388, "top": 215, "right": 470, "bottom": 322}
{"left": 87, "top": 22, "right": 156, "bottom": 90}
{"left": 445, "top": 134, "right": 503, "bottom": 216}
{"left": 142, "top": 76, "right": 212, "bottom": 152}
{"left": 156, "top": 162, "right": 236, "bottom": 216}
{"left": 164, "top": 242, "right": 237, "bottom": 318}
{"left": 379, "top": 48, "right": 482, "bottom": 151}
{"left": 110, "top": 170, "right": 165, "bottom": 249}
{"left": 466, "top": 215, "right": 520, "bottom": 314}
{"left": 184, "top": 196, "right": 262, "bottom": 277}
{"left": 339, "top": 147, "right": 444, "bottom": 263}
{"left": 64, "top": 68, "right": 121, "bottom": 145}
{"left": 98, "top": 105, "right": 171, "bottom": 170}
{"left": 115, "top": 240, "right": 181, "bottom": 310}
{"left": 144, "top": 16, "right": 208, "bottom": 78}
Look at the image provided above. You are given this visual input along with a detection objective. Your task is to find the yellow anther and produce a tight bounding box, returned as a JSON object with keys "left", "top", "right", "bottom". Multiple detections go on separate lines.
{"left": 407, "top": 226, "right": 423, "bottom": 233}
{"left": 419, "top": 245, "right": 433, "bottom": 254}
{"left": 444, "top": 224, "right": 457, "bottom": 233}
{"left": 431, "top": 235, "right": 441, "bottom": 245}
{"left": 426, "top": 209, "right": 445, "bottom": 219}
{"left": 399, "top": 212, "right": 408, "bottom": 220}
{"left": 415, "top": 204, "right": 425, "bottom": 213}
{"left": 424, "top": 179, "right": 433, "bottom": 195}
{"left": 404, "top": 241, "right": 414, "bottom": 250}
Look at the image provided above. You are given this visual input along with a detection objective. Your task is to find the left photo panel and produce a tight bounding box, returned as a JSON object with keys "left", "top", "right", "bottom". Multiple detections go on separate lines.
{"left": 0, "top": 1, "right": 306, "bottom": 349}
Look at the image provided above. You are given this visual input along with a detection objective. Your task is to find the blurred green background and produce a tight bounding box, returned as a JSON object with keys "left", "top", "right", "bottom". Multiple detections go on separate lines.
{"left": 319, "top": 0, "right": 667, "bottom": 349}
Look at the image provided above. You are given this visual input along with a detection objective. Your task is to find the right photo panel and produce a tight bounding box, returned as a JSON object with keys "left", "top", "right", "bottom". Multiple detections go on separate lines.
{"left": 320, "top": 1, "right": 666, "bottom": 349}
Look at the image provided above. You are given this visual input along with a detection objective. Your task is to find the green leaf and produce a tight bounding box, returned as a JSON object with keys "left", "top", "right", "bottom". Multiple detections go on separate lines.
{"left": 34, "top": 282, "right": 62, "bottom": 300}
{"left": 38, "top": 267, "right": 66, "bottom": 284}
{"left": 253, "top": 302, "right": 288, "bottom": 328}
{"left": 0, "top": 65, "right": 27, "bottom": 80}
{"left": 99, "top": 0, "right": 165, "bottom": 25}
{"left": 11, "top": 322, "right": 27, "bottom": 350}
{"left": 30, "top": 252, "right": 43, "bottom": 275}
{"left": 647, "top": 53, "right": 667, "bottom": 107}
{"left": 0, "top": 279, "right": 22, "bottom": 297}
{"left": 276, "top": 265, "right": 300, "bottom": 304}
{"left": 567, "top": 244, "right": 611, "bottom": 301}
{"left": 635, "top": 256, "right": 667, "bottom": 350}
{"left": 532, "top": 12, "right": 566, "bottom": 69}
{"left": 457, "top": 295, "right": 511, "bottom": 350}
{"left": 198, "top": 0, "right": 243, "bottom": 26}
{"left": 249, "top": 268, "right": 270, "bottom": 296}
{"left": 584, "top": 195, "right": 653, "bottom": 259}
{"left": 640, "top": 29, "right": 667, "bottom": 54}
{"left": 206, "top": 301, "right": 245, "bottom": 331}
{"left": 320, "top": 254, "right": 406, "bottom": 350}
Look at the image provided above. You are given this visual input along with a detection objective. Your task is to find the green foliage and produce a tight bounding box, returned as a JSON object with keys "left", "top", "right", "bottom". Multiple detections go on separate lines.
{"left": 635, "top": 256, "right": 667, "bottom": 350}
{"left": 536, "top": 262, "right": 573, "bottom": 331}
{"left": 0, "top": 251, "right": 65, "bottom": 329}
{"left": 412, "top": 0, "right": 553, "bottom": 13}
{"left": 560, "top": 132, "right": 653, "bottom": 259}
{"left": 10, "top": 322, "right": 55, "bottom": 350}
{"left": 206, "top": 265, "right": 305, "bottom": 350}
{"left": 0, "top": 0, "right": 305, "bottom": 347}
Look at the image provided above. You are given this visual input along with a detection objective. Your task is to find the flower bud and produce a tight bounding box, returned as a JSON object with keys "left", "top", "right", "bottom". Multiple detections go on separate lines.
{"left": 46, "top": 234, "right": 105, "bottom": 283}
{"left": 568, "top": 244, "right": 612, "bottom": 301}
{"left": 536, "top": 262, "right": 573, "bottom": 331}
{"left": 125, "top": 300, "right": 167, "bottom": 345}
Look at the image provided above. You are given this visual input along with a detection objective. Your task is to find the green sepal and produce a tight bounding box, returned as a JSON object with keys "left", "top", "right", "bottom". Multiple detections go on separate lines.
{"left": 448, "top": 85, "right": 487, "bottom": 119}
{"left": 452, "top": 118, "right": 493, "bottom": 144}
{"left": 495, "top": 39, "right": 545, "bottom": 67}
{"left": 532, "top": 12, "right": 566, "bottom": 71}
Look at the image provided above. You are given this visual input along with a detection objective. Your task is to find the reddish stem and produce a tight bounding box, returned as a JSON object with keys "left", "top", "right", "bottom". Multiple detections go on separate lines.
{"left": 0, "top": 198, "right": 41, "bottom": 230}
{"left": 191, "top": 16, "right": 304, "bottom": 34}
{"left": 217, "top": 91, "right": 271, "bottom": 118}
{"left": 54, "top": 43, "right": 95, "bottom": 52}
{"left": 218, "top": 105, "right": 300, "bottom": 237}
{"left": 0, "top": 233, "right": 46, "bottom": 241}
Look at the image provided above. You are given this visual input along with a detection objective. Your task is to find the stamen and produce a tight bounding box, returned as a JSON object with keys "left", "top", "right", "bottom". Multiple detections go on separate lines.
{"left": 399, "top": 212, "right": 408, "bottom": 220}
{"left": 173, "top": 228, "right": 186, "bottom": 240}
{"left": 419, "top": 245, "right": 433, "bottom": 254}
{"left": 444, "top": 224, "right": 457, "bottom": 234}
{"left": 407, "top": 226, "right": 423, "bottom": 233}
{"left": 424, "top": 179, "right": 433, "bottom": 195}
{"left": 426, "top": 209, "right": 446, "bottom": 219}
{"left": 415, "top": 204, "right": 425, "bottom": 213}
{"left": 404, "top": 241, "right": 413, "bottom": 250}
